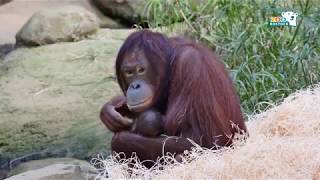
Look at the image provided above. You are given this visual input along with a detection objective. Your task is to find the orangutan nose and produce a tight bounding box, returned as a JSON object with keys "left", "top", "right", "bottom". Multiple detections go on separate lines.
{"left": 129, "top": 82, "right": 141, "bottom": 90}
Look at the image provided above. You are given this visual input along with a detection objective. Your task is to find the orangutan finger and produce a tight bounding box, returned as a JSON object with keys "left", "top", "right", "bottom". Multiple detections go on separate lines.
{"left": 110, "top": 107, "right": 133, "bottom": 126}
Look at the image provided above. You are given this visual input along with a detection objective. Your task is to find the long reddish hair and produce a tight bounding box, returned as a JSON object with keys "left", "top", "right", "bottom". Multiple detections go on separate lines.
{"left": 115, "top": 31, "right": 247, "bottom": 148}
{"left": 164, "top": 37, "right": 246, "bottom": 147}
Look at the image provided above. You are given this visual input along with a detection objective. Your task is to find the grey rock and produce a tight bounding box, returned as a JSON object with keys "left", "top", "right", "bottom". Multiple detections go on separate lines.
{"left": 6, "top": 158, "right": 97, "bottom": 180}
{"left": 16, "top": 6, "right": 99, "bottom": 46}
{"left": 0, "top": 28, "right": 132, "bottom": 163}
{"left": 92, "top": 0, "right": 146, "bottom": 24}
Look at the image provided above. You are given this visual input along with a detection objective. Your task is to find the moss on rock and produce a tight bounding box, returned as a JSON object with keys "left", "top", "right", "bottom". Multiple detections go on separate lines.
{"left": 0, "top": 29, "right": 133, "bottom": 160}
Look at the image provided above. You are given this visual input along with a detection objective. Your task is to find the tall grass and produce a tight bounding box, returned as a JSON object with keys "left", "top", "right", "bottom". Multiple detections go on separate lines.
{"left": 144, "top": 0, "right": 320, "bottom": 115}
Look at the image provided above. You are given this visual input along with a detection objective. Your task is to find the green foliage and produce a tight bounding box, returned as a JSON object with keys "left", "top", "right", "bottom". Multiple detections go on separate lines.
{"left": 145, "top": 0, "right": 320, "bottom": 115}
{"left": 143, "top": 0, "right": 198, "bottom": 27}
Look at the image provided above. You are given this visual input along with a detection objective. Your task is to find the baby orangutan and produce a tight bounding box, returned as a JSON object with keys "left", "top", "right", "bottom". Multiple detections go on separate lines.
{"left": 114, "top": 102, "right": 163, "bottom": 137}
{"left": 132, "top": 109, "right": 163, "bottom": 137}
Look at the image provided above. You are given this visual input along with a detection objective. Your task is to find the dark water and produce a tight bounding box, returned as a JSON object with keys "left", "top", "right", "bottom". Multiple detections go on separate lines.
{"left": 0, "top": 44, "right": 14, "bottom": 61}
{"left": 0, "top": 150, "right": 69, "bottom": 179}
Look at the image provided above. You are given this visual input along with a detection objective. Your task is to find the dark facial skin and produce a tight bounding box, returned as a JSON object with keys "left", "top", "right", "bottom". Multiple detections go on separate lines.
{"left": 121, "top": 50, "right": 155, "bottom": 113}
{"left": 120, "top": 50, "right": 163, "bottom": 137}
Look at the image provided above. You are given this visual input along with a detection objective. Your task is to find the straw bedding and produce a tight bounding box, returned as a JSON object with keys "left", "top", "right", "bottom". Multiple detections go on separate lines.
{"left": 93, "top": 85, "right": 320, "bottom": 179}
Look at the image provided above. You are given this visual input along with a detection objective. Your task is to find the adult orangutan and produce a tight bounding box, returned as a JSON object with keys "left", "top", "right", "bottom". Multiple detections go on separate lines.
{"left": 100, "top": 30, "right": 247, "bottom": 166}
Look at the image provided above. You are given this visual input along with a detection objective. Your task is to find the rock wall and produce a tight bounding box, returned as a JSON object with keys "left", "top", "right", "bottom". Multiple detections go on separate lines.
{"left": 0, "top": 29, "right": 133, "bottom": 177}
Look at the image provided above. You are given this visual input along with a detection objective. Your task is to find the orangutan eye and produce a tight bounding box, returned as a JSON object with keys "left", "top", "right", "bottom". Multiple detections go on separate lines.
{"left": 137, "top": 67, "right": 145, "bottom": 74}
{"left": 125, "top": 70, "right": 134, "bottom": 77}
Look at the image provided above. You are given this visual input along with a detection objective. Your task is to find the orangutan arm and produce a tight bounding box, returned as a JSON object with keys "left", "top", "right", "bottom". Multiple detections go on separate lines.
{"left": 100, "top": 96, "right": 135, "bottom": 132}
{"left": 111, "top": 131, "right": 194, "bottom": 164}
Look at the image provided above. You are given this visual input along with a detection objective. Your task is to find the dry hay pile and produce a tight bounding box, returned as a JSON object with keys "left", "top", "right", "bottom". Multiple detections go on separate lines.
{"left": 92, "top": 85, "right": 320, "bottom": 179}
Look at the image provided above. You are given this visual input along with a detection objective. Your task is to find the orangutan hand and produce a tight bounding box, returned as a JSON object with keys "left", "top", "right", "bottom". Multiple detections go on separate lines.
{"left": 100, "top": 96, "right": 134, "bottom": 132}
